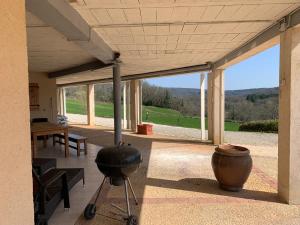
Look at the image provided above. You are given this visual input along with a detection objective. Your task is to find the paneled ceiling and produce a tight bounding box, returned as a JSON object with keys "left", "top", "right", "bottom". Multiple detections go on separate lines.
{"left": 26, "top": 12, "right": 94, "bottom": 72}
{"left": 25, "top": 1, "right": 300, "bottom": 84}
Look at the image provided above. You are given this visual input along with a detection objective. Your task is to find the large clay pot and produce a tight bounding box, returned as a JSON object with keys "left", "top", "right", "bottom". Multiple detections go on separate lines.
{"left": 212, "top": 144, "right": 252, "bottom": 192}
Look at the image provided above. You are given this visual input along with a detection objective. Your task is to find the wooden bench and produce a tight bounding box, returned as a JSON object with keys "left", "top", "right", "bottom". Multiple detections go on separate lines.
{"left": 53, "top": 133, "right": 87, "bottom": 156}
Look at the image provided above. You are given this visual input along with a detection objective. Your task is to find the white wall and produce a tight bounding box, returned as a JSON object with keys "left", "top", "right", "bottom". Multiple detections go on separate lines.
{"left": 29, "top": 72, "right": 57, "bottom": 122}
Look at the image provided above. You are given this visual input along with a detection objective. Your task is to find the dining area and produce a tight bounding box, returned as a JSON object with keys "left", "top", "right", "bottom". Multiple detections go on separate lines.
{"left": 31, "top": 119, "right": 69, "bottom": 158}
{"left": 30, "top": 116, "right": 88, "bottom": 158}
{"left": 30, "top": 116, "right": 91, "bottom": 225}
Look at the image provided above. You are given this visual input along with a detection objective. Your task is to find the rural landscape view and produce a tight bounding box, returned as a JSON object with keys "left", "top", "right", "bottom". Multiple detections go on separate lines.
{"left": 65, "top": 81, "right": 278, "bottom": 133}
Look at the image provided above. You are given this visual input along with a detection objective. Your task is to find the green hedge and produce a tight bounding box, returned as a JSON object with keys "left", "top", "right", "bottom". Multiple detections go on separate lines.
{"left": 239, "top": 120, "right": 278, "bottom": 133}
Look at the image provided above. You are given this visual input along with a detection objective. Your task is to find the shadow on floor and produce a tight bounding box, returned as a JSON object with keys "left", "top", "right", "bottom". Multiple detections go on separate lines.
{"left": 68, "top": 125, "right": 280, "bottom": 225}
{"left": 71, "top": 126, "right": 153, "bottom": 225}
{"left": 146, "top": 177, "right": 281, "bottom": 203}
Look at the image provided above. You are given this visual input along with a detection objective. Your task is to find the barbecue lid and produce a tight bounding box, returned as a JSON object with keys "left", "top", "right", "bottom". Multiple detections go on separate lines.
{"left": 95, "top": 144, "right": 142, "bottom": 167}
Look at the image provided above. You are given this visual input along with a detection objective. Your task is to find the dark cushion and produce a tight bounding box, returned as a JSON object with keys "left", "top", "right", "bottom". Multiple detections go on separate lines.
{"left": 56, "top": 168, "right": 84, "bottom": 190}
{"left": 32, "top": 118, "right": 48, "bottom": 123}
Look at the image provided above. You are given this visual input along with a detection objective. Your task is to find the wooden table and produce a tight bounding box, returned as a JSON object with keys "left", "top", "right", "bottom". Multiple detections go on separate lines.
{"left": 31, "top": 122, "right": 69, "bottom": 158}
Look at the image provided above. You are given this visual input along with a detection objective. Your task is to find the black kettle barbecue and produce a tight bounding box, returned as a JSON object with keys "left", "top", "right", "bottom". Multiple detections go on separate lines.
{"left": 84, "top": 143, "right": 142, "bottom": 225}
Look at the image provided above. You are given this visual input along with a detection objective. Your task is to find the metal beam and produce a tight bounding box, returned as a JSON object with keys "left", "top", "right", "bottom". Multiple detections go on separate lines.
{"left": 214, "top": 7, "right": 300, "bottom": 69}
{"left": 48, "top": 61, "right": 113, "bottom": 78}
{"left": 56, "top": 63, "right": 212, "bottom": 87}
{"left": 121, "top": 63, "right": 212, "bottom": 81}
{"left": 26, "top": 0, "right": 114, "bottom": 63}
{"left": 93, "top": 20, "right": 273, "bottom": 28}
{"left": 113, "top": 63, "right": 122, "bottom": 145}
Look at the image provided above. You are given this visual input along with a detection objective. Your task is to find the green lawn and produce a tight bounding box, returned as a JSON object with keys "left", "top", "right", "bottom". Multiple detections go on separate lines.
{"left": 66, "top": 99, "right": 240, "bottom": 131}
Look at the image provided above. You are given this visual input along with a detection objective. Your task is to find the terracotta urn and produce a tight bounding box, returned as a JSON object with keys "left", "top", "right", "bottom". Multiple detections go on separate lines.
{"left": 211, "top": 144, "right": 252, "bottom": 192}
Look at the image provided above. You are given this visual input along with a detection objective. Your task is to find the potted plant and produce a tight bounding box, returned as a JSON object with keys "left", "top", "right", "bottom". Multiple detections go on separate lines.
{"left": 137, "top": 124, "right": 153, "bottom": 135}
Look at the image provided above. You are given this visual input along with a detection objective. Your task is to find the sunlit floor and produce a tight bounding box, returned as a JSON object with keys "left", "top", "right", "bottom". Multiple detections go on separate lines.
{"left": 36, "top": 125, "right": 300, "bottom": 225}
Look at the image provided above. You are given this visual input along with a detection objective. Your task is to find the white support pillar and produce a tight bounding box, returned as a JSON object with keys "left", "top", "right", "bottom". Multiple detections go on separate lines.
{"left": 138, "top": 80, "right": 143, "bottom": 124}
{"left": 57, "top": 87, "right": 66, "bottom": 116}
{"left": 87, "top": 84, "right": 95, "bottom": 126}
{"left": 200, "top": 73, "right": 206, "bottom": 140}
{"left": 130, "top": 80, "right": 139, "bottom": 132}
{"left": 278, "top": 27, "right": 300, "bottom": 204}
{"left": 207, "top": 69, "right": 224, "bottom": 145}
{"left": 62, "top": 88, "right": 66, "bottom": 116}
{"left": 207, "top": 73, "right": 213, "bottom": 141}
{"left": 123, "top": 82, "right": 127, "bottom": 129}
{"left": 126, "top": 81, "right": 131, "bottom": 129}
{"left": 56, "top": 88, "right": 61, "bottom": 115}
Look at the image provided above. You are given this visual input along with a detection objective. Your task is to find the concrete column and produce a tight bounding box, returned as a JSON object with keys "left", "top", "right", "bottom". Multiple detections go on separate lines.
{"left": 278, "top": 27, "right": 300, "bottom": 204}
{"left": 87, "top": 84, "right": 95, "bottom": 126}
{"left": 123, "top": 82, "right": 127, "bottom": 129}
{"left": 130, "top": 80, "right": 140, "bottom": 132}
{"left": 113, "top": 63, "right": 122, "bottom": 145}
{"left": 57, "top": 88, "right": 61, "bottom": 115}
{"left": 126, "top": 81, "right": 131, "bottom": 129}
{"left": 200, "top": 73, "right": 206, "bottom": 140}
{"left": 138, "top": 80, "right": 143, "bottom": 124}
{"left": 57, "top": 87, "right": 66, "bottom": 115}
{"left": 0, "top": 0, "right": 34, "bottom": 224}
{"left": 62, "top": 88, "right": 66, "bottom": 115}
{"left": 207, "top": 72, "right": 213, "bottom": 141}
{"left": 207, "top": 69, "right": 224, "bottom": 145}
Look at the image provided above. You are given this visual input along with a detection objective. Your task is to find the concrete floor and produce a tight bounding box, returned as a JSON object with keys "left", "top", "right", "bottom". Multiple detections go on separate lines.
{"left": 36, "top": 125, "right": 299, "bottom": 225}
{"left": 67, "top": 113, "right": 278, "bottom": 146}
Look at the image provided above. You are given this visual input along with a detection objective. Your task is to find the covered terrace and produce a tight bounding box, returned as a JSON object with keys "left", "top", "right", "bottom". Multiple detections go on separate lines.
{"left": 2, "top": 0, "right": 300, "bottom": 225}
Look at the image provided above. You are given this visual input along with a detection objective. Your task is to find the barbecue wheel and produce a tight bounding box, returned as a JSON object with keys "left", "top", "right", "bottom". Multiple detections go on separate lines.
{"left": 84, "top": 204, "right": 96, "bottom": 220}
{"left": 127, "top": 215, "right": 138, "bottom": 225}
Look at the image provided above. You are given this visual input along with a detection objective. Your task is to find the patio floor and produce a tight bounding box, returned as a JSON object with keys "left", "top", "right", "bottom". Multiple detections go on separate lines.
{"left": 36, "top": 125, "right": 300, "bottom": 225}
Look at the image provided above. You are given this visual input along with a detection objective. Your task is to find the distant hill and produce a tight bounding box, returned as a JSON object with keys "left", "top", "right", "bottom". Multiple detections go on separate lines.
{"left": 225, "top": 87, "right": 278, "bottom": 97}
{"left": 66, "top": 83, "right": 279, "bottom": 123}
{"left": 149, "top": 86, "right": 279, "bottom": 122}
{"left": 168, "top": 87, "right": 278, "bottom": 97}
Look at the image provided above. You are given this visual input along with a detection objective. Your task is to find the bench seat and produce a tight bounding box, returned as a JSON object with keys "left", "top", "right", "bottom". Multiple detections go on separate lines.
{"left": 53, "top": 133, "right": 87, "bottom": 156}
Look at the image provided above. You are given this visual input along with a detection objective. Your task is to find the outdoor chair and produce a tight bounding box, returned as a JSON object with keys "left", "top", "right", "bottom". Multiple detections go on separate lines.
{"left": 32, "top": 158, "right": 85, "bottom": 225}
{"left": 32, "top": 158, "right": 57, "bottom": 176}
{"left": 32, "top": 158, "right": 85, "bottom": 188}
{"left": 32, "top": 168, "right": 70, "bottom": 225}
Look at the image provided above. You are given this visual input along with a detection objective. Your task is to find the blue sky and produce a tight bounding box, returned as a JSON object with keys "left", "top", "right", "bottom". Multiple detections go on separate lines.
{"left": 146, "top": 45, "right": 280, "bottom": 90}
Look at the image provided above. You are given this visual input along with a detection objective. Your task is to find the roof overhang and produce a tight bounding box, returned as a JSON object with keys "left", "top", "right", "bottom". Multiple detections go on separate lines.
{"left": 25, "top": 1, "right": 300, "bottom": 86}
{"left": 214, "top": 6, "right": 300, "bottom": 69}
{"left": 56, "top": 62, "right": 211, "bottom": 87}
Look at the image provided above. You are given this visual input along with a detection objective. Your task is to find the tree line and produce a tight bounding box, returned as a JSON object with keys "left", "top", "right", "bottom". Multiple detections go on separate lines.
{"left": 65, "top": 82, "right": 279, "bottom": 123}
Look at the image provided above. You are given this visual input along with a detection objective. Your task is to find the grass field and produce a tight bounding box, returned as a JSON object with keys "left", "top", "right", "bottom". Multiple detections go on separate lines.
{"left": 66, "top": 99, "right": 240, "bottom": 131}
